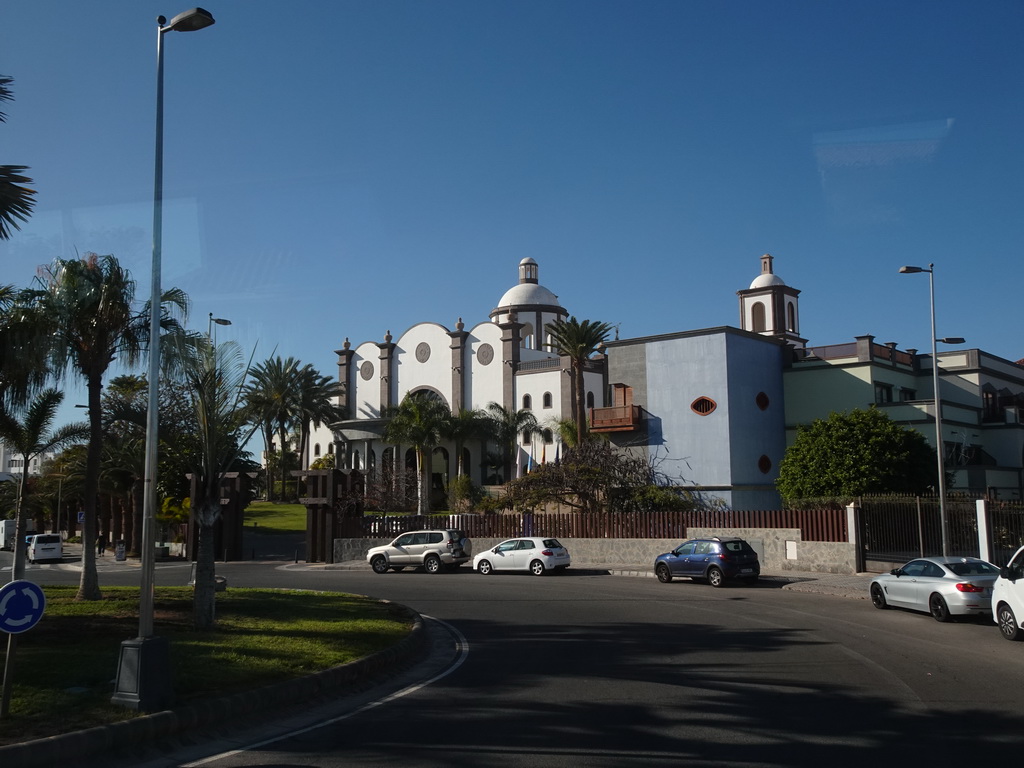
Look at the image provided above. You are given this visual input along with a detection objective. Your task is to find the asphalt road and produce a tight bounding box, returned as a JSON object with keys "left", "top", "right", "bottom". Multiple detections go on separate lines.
{"left": 6, "top": 554, "right": 1024, "bottom": 767}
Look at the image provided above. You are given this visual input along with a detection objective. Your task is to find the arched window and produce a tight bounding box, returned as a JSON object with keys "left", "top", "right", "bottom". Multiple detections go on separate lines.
{"left": 543, "top": 392, "right": 553, "bottom": 408}
{"left": 522, "top": 394, "right": 532, "bottom": 410}
{"left": 314, "top": 443, "right": 321, "bottom": 457}
{"left": 586, "top": 391, "right": 595, "bottom": 409}
{"left": 786, "top": 301, "right": 797, "bottom": 332}
{"left": 327, "top": 443, "right": 334, "bottom": 455}
{"left": 521, "top": 322, "right": 535, "bottom": 349}
{"left": 752, "top": 302, "right": 766, "bottom": 332}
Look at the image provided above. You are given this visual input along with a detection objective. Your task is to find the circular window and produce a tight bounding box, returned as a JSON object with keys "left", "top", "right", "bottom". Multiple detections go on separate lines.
{"left": 756, "top": 392, "right": 770, "bottom": 411}
{"left": 758, "top": 455, "right": 772, "bottom": 474}
{"left": 359, "top": 361, "right": 374, "bottom": 381}
{"left": 477, "top": 343, "right": 494, "bottom": 365}
{"left": 691, "top": 396, "right": 717, "bottom": 416}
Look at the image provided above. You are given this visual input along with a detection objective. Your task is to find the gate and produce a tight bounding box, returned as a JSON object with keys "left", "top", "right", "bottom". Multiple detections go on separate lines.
{"left": 859, "top": 496, "right": 981, "bottom": 570}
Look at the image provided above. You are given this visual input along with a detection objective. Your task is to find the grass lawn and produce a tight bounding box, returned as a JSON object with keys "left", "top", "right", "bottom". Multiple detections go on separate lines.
{"left": 244, "top": 501, "right": 307, "bottom": 533}
{"left": 0, "top": 586, "right": 413, "bottom": 746}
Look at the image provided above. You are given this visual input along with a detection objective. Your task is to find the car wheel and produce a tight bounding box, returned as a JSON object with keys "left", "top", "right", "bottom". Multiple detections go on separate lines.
{"left": 870, "top": 583, "right": 889, "bottom": 609}
{"left": 370, "top": 556, "right": 389, "bottom": 574}
{"left": 656, "top": 563, "right": 673, "bottom": 583}
{"left": 424, "top": 555, "right": 442, "bottom": 574}
{"left": 707, "top": 566, "right": 725, "bottom": 588}
{"left": 929, "top": 593, "right": 953, "bottom": 622}
{"left": 477, "top": 560, "right": 493, "bottom": 575}
{"left": 530, "top": 559, "right": 546, "bottom": 576}
{"left": 997, "top": 604, "right": 1022, "bottom": 641}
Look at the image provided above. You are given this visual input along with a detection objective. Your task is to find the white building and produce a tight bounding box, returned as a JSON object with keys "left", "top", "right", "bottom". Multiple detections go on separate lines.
{"left": 318, "top": 258, "right": 604, "bottom": 489}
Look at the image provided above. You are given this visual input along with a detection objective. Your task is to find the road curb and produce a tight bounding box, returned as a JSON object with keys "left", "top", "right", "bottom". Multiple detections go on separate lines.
{"left": 0, "top": 602, "right": 426, "bottom": 768}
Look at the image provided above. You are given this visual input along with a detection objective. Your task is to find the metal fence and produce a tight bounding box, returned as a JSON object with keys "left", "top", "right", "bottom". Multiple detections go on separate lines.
{"left": 336, "top": 507, "right": 848, "bottom": 542}
{"left": 989, "top": 502, "right": 1024, "bottom": 566}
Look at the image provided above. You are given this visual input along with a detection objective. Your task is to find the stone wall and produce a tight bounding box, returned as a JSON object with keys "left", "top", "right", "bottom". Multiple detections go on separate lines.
{"left": 335, "top": 526, "right": 859, "bottom": 574}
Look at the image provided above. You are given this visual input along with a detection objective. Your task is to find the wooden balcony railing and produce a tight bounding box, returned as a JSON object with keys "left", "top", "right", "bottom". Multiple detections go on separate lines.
{"left": 589, "top": 404, "right": 643, "bottom": 432}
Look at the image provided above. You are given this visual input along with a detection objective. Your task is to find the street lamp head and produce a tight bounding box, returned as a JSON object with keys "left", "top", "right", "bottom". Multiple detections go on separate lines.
{"left": 938, "top": 337, "right": 965, "bottom": 345}
{"left": 898, "top": 265, "right": 925, "bottom": 274}
{"left": 163, "top": 7, "right": 215, "bottom": 33}
{"left": 212, "top": 317, "right": 231, "bottom": 326}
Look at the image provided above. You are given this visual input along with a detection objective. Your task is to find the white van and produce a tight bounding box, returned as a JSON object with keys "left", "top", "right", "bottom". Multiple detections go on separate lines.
{"left": 27, "top": 534, "right": 63, "bottom": 564}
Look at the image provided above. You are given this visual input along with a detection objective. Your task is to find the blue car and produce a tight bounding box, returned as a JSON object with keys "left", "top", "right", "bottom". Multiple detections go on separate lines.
{"left": 655, "top": 537, "right": 760, "bottom": 587}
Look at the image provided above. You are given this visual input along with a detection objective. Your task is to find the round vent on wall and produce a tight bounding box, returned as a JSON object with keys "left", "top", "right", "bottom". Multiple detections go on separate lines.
{"left": 758, "top": 455, "right": 772, "bottom": 474}
{"left": 756, "top": 392, "right": 770, "bottom": 411}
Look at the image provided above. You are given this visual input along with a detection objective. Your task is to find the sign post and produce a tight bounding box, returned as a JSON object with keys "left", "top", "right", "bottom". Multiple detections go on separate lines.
{"left": 0, "top": 580, "right": 47, "bottom": 719}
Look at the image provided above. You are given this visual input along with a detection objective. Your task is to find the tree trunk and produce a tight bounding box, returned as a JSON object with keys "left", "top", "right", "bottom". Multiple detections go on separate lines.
{"left": 76, "top": 372, "right": 102, "bottom": 600}
{"left": 193, "top": 497, "right": 220, "bottom": 631}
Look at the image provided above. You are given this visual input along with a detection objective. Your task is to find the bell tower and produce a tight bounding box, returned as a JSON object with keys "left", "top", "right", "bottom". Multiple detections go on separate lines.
{"left": 737, "top": 254, "right": 806, "bottom": 349}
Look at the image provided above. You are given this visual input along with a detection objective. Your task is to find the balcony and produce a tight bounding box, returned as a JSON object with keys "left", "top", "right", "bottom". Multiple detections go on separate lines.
{"left": 589, "top": 405, "right": 643, "bottom": 433}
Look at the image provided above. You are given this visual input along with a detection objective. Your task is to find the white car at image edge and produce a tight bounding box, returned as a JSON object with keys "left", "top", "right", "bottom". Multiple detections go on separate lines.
{"left": 473, "top": 537, "right": 570, "bottom": 576}
{"left": 993, "top": 545, "right": 1024, "bottom": 640}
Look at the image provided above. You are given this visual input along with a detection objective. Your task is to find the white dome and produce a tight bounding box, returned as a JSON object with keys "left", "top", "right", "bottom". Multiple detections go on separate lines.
{"left": 749, "top": 272, "right": 786, "bottom": 289}
{"left": 496, "top": 283, "right": 561, "bottom": 308}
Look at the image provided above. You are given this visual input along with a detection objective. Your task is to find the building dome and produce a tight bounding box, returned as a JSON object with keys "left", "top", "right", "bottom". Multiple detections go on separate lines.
{"left": 748, "top": 253, "right": 786, "bottom": 289}
{"left": 749, "top": 272, "right": 786, "bottom": 289}
{"left": 492, "top": 258, "right": 565, "bottom": 313}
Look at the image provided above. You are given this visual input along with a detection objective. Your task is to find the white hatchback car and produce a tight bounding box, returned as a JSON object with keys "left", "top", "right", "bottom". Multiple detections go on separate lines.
{"left": 473, "top": 537, "right": 570, "bottom": 576}
{"left": 993, "top": 545, "right": 1024, "bottom": 640}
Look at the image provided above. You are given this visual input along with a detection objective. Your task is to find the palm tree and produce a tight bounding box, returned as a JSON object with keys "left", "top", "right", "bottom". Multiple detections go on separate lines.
{"left": 545, "top": 316, "right": 614, "bottom": 446}
{"left": 0, "top": 76, "right": 36, "bottom": 241}
{"left": 293, "top": 364, "right": 344, "bottom": 471}
{"left": 443, "top": 407, "right": 487, "bottom": 477}
{"left": 0, "top": 389, "right": 87, "bottom": 580}
{"left": 9, "top": 253, "right": 188, "bottom": 599}
{"left": 484, "top": 402, "right": 538, "bottom": 483}
{"left": 177, "top": 337, "right": 259, "bottom": 630}
{"left": 383, "top": 392, "right": 452, "bottom": 514}
{"left": 244, "top": 356, "right": 301, "bottom": 501}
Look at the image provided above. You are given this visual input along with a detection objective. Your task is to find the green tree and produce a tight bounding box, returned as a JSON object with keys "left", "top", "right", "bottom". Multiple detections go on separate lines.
{"left": 443, "top": 407, "right": 487, "bottom": 477}
{"left": 383, "top": 392, "right": 451, "bottom": 514}
{"left": 544, "top": 316, "right": 613, "bottom": 446}
{"left": 776, "top": 408, "right": 937, "bottom": 502}
{"left": 484, "top": 402, "right": 538, "bottom": 483}
{"left": 175, "top": 337, "right": 259, "bottom": 630}
{"left": 0, "top": 389, "right": 87, "bottom": 580}
{"left": 244, "top": 356, "right": 300, "bottom": 501}
{"left": 293, "top": 364, "right": 344, "bottom": 471}
{"left": 0, "top": 76, "right": 36, "bottom": 241}
{"left": 7, "top": 253, "right": 188, "bottom": 599}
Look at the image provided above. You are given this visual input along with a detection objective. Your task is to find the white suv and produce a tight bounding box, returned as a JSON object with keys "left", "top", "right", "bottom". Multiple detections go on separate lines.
{"left": 367, "top": 529, "right": 471, "bottom": 574}
{"left": 993, "top": 544, "right": 1024, "bottom": 640}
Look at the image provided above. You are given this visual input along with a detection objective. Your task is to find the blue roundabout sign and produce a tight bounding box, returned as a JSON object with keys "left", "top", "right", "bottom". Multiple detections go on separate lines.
{"left": 0, "top": 580, "right": 47, "bottom": 634}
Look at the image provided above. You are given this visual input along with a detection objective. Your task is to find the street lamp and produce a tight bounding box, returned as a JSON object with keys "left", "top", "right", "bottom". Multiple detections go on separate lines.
{"left": 204, "top": 311, "right": 229, "bottom": 337}
{"left": 112, "top": 7, "right": 215, "bottom": 714}
{"left": 899, "top": 263, "right": 965, "bottom": 557}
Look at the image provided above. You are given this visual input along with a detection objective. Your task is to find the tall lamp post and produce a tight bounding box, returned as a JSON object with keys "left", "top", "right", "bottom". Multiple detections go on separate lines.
{"left": 112, "top": 7, "right": 216, "bottom": 713}
{"left": 899, "top": 263, "right": 965, "bottom": 557}
{"left": 208, "top": 312, "right": 231, "bottom": 344}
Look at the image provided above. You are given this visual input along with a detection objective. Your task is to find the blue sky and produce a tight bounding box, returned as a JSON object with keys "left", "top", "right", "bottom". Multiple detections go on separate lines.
{"left": 2, "top": 1, "right": 1023, "bottom": 429}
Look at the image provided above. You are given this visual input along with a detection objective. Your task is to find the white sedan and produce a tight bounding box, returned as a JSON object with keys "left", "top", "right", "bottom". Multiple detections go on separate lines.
{"left": 869, "top": 556, "right": 1000, "bottom": 622}
{"left": 473, "top": 537, "right": 570, "bottom": 576}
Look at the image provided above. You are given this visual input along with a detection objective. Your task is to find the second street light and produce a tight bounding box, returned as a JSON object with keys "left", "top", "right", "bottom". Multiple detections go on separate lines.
{"left": 112, "top": 7, "right": 216, "bottom": 713}
{"left": 899, "top": 263, "right": 965, "bottom": 557}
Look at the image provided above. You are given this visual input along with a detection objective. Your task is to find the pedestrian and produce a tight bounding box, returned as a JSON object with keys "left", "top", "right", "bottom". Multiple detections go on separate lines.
{"left": 97, "top": 533, "right": 106, "bottom": 557}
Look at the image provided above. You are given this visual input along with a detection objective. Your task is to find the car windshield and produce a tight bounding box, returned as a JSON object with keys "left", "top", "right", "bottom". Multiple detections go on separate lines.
{"left": 542, "top": 539, "right": 562, "bottom": 549}
{"left": 946, "top": 561, "right": 999, "bottom": 576}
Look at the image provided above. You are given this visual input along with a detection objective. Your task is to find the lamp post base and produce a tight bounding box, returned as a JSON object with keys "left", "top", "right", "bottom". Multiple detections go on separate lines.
{"left": 111, "top": 636, "right": 172, "bottom": 712}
